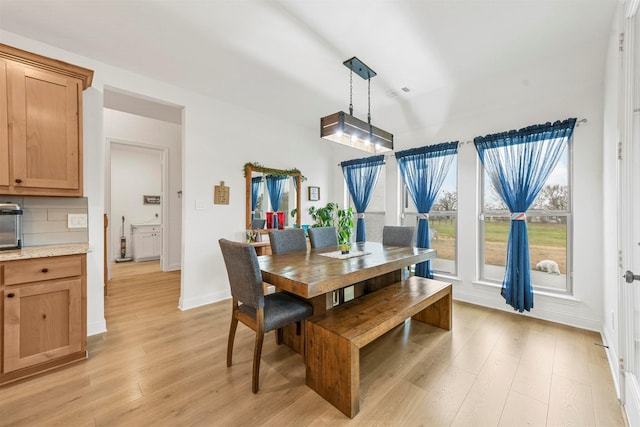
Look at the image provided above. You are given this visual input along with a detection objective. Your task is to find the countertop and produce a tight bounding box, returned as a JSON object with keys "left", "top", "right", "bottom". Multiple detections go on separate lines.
{"left": 0, "top": 243, "right": 90, "bottom": 261}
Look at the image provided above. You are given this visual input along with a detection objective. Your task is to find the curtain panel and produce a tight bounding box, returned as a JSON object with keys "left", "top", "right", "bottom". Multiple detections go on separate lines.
{"left": 340, "top": 155, "right": 385, "bottom": 242}
{"left": 474, "top": 118, "right": 576, "bottom": 312}
{"left": 251, "top": 176, "right": 263, "bottom": 221}
{"left": 265, "top": 175, "right": 288, "bottom": 229}
{"left": 395, "top": 142, "right": 459, "bottom": 278}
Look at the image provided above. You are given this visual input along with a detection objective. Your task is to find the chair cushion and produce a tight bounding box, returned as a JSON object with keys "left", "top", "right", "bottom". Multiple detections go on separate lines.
{"left": 239, "top": 292, "right": 313, "bottom": 332}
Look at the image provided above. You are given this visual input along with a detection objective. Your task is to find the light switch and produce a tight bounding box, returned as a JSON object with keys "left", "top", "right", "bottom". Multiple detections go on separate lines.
{"left": 68, "top": 213, "right": 88, "bottom": 229}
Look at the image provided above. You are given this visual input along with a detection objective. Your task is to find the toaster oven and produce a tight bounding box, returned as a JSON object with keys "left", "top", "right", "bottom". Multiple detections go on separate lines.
{"left": 0, "top": 202, "right": 23, "bottom": 251}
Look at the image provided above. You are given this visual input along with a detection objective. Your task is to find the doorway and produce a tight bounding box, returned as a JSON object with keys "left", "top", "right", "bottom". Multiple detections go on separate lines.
{"left": 103, "top": 88, "right": 183, "bottom": 294}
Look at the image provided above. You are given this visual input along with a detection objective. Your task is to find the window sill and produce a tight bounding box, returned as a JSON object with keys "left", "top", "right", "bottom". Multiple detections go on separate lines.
{"left": 471, "top": 279, "right": 581, "bottom": 304}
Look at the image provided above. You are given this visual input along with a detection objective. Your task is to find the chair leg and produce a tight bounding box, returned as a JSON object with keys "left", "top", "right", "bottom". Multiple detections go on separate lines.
{"left": 227, "top": 314, "right": 238, "bottom": 367}
{"left": 252, "top": 331, "right": 264, "bottom": 394}
{"left": 276, "top": 328, "right": 283, "bottom": 345}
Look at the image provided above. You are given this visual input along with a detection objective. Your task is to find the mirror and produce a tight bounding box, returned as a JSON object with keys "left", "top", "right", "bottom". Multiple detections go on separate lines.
{"left": 245, "top": 163, "right": 301, "bottom": 231}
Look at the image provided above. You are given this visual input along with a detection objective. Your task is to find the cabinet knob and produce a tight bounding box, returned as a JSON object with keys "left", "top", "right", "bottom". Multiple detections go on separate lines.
{"left": 41, "top": 268, "right": 49, "bottom": 273}
{"left": 7, "top": 293, "right": 15, "bottom": 298}
{"left": 15, "top": 178, "right": 22, "bottom": 184}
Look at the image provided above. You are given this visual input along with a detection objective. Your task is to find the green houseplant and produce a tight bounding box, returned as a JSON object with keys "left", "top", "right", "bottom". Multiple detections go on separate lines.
{"left": 308, "top": 202, "right": 354, "bottom": 253}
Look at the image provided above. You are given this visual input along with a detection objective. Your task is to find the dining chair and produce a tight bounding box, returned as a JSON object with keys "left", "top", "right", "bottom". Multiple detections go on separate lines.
{"left": 382, "top": 225, "right": 416, "bottom": 247}
{"left": 219, "top": 238, "right": 313, "bottom": 393}
{"left": 251, "top": 219, "right": 266, "bottom": 229}
{"left": 308, "top": 226, "right": 338, "bottom": 249}
{"left": 268, "top": 228, "right": 307, "bottom": 254}
{"left": 382, "top": 226, "right": 416, "bottom": 278}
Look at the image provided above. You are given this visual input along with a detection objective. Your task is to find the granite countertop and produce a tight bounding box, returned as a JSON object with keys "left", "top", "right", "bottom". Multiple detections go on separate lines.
{"left": 0, "top": 243, "right": 90, "bottom": 261}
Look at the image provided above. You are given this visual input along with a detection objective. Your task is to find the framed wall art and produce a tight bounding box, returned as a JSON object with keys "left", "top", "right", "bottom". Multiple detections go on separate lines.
{"left": 308, "top": 186, "right": 320, "bottom": 201}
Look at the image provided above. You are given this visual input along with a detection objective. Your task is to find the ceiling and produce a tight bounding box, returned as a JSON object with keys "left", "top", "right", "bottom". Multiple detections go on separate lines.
{"left": 0, "top": 0, "right": 618, "bottom": 136}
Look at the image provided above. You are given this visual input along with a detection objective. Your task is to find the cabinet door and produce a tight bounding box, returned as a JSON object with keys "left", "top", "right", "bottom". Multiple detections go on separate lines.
{"left": 7, "top": 61, "right": 82, "bottom": 194}
{"left": 134, "top": 232, "right": 156, "bottom": 261}
{"left": 0, "top": 59, "right": 8, "bottom": 187}
{"left": 3, "top": 278, "right": 82, "bottom": 373}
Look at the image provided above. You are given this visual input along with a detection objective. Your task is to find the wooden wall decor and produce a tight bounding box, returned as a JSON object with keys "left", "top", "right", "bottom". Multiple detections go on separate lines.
{"left": 214, "top": 181, "right": 230, "bottom": 205}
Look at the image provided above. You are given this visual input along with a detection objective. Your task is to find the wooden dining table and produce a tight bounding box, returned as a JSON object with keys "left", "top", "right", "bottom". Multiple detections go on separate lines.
{"left": 258, "top": 241, "right": 436, "bottom": 353}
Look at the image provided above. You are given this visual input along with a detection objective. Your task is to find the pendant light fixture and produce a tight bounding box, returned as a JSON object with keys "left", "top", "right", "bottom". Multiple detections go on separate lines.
{"left": 320, "top": 57, "right": 393, "bottom": 153}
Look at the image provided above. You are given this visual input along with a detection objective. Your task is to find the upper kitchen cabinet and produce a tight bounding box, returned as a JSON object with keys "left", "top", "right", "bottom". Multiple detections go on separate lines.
{"left": 0, "top": 44, "right": 93, "bottom": 197}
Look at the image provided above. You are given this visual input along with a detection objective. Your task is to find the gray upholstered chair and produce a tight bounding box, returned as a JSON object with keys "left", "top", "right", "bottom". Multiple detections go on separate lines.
{"left": 382, "top": 225, "right": 416, "bottom": 247}
{"left": 382, "top": 226, "right": 416, "bottom": 278}
{"left": 251, "top": 219, "right": 266, "bottom": 229}
{"left": 268, "top": 228, "right": 307, "bottom": 254}
{"left": 308, "top": 226, "right": 338, "bottom": 249}
{"left": 219, "top": 238, "right": 313, "bottom": 393}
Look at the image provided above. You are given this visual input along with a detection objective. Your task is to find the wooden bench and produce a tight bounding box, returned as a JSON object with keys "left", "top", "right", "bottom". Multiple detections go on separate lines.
{"left": 305, "top": 276, "right": 452, "bottom": 418}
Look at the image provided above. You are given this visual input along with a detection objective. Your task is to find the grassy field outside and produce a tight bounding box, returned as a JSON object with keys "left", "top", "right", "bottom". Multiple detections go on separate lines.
{"left": 428, "top": 218, "right": 567, "bottom": 273}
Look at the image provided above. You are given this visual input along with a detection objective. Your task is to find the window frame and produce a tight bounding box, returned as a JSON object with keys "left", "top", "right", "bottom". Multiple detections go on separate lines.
{"left": 400, "top": 157, "right": 458, "bottom": 277}
{"left": 478, "top": 139, "right": 574, "bottom": 295}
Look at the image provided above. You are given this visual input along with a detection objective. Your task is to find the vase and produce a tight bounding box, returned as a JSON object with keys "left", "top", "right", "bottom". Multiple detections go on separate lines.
{"left": 266, "top": 212, "right": 274, "bottom": 229}
{"left": 277, "top": 212, "right": 285, "bottom": 230}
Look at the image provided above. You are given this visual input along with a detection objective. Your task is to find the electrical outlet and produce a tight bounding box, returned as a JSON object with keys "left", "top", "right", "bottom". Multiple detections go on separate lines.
{"left": 67, "top": 213, "right": 88, "bottom": 229}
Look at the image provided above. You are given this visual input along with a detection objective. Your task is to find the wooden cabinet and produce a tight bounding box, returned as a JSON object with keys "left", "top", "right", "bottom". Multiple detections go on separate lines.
{"left": 1, "top": 254, "right": 87, "bottom": 385}
{"left": 132, "top": 225, "right": 162, "bottom": 262}
{"left": 0, "top": 44, "right": 93, "bottom": 197}
{"left": 0, "top": 59, "right": 8, "bottom": 188}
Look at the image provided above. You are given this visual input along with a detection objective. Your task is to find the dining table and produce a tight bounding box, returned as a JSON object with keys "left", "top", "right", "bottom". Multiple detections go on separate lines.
{"left": 257, "top": 241, "right": 437, "bottom": 353}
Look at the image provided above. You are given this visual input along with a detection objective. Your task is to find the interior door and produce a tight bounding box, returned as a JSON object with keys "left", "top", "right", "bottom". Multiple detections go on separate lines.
{"left": 622, "top": 5, "right": 640, "bottom": 424}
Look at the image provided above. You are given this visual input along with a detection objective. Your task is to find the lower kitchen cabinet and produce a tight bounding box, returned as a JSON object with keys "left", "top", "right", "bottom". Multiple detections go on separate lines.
{"left": 131, "top": 224, "right": 162, "bottom": 262}
{"left": 1, "top": 253, "right": 86, "bottom": 385}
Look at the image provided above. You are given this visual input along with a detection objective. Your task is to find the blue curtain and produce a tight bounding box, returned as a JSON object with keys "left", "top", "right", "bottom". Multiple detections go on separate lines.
{"left": 251, "top": 176, "right": 262, "bottom": 220}
{"left": 341, "top": 155, "right": 385, "bottom": 242}
{"left": 265, "top": 175, "right": 287, "bottom": 228}
{"left": 474, "top": 118, "right": 576, "bottom": 312}
{"left": 395, "top": 142, "right": 459, "bottom": 278}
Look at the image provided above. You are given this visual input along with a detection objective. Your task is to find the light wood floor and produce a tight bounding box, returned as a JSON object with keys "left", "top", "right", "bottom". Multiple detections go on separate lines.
{"left": 0, "top": 261, "right": 627, "bottom": 426}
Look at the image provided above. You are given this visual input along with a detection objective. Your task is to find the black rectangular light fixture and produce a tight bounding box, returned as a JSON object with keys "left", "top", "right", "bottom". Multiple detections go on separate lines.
{"left": 320, "top": 111, "right": 393, "bottom": 153}
{"left": 320, "top": 57, "right": 394, "bottom": 153}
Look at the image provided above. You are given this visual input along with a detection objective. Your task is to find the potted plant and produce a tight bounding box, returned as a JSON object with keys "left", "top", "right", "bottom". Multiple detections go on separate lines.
{"left": 308, "top": 202, "right": 354, "bottom": 253}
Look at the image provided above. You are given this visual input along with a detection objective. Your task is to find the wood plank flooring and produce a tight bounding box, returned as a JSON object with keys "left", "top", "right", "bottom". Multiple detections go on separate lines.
{"left": 0, "top": 261, "right": 627, "bottom": 426}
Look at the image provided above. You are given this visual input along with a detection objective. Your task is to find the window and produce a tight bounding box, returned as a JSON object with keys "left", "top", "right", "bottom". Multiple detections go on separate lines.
{"left": 479, "top": 145, "right": 572, "bottom": 293}
{"left": 402, "top": 157, "right": 457, "bottom": 275}
{"left": 348, "top": 165, "right": 386, "bottom": 243}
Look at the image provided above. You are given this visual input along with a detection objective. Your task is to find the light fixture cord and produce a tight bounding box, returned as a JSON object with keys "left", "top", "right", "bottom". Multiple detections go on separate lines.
{"left": 349, "top": 67, "right": 353, "bottom": 116}
{"left": 367, "top": 75, "right": 371, "bottom": 125}
{"left": 368, "top": 73, "right": 373, "bottom": 144}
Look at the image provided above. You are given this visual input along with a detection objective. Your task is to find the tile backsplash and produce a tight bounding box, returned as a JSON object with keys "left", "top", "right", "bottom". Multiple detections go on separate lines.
{"left": 0, "top": 196, "right": 89, "bottom": 246}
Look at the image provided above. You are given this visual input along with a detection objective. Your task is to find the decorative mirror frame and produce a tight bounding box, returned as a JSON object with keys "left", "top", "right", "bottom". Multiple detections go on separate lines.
{"left": 245, "top": 163, "right": 302, "bottom": 231}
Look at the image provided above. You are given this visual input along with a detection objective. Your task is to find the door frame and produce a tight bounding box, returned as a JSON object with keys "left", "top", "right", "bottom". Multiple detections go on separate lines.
{"left": 105, "top": 138, "right": 170, "bottom": 280}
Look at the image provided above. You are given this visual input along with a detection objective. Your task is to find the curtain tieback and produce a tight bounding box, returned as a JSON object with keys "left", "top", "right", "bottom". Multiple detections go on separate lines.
{"left": 418, "top": 213, "right": 429, "bottom": 220}
{"left": 357, "top": 213, "right": 366, "bottom": 219}
{"left": 510, "top": 212, "right": 526, "bottom": 221}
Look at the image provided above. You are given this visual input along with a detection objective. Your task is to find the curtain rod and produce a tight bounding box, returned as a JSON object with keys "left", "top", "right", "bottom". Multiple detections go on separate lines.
{"left": 337, "top": 117, "right": 588, "bottom": 163}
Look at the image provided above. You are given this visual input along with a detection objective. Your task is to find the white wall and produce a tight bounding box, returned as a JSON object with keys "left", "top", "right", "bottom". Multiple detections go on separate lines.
{"left": 110, "top": 144, "right": 162, "bottom": 260}
{"left": 330, "top": 36, "right": 610, "bottom": 331}
{"left": 104, "top": 109, "right": 182, "bottom": 270}
{"left": 0, "top": 25, "right": 616, "bottom": 335}
{"left": 0, "top": 30, "right": 336, "bottom": 334}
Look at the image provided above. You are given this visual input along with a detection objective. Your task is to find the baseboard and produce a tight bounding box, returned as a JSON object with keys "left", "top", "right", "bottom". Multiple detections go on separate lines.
{"left": 453, "top": 289, "right": 602, "bottom": 331}
{"left": 179, "top": 290, "right": 230, "bottom": 311}
{"left": 601, "top": 326, "right": 621, "bottom": 399}
{"left": 87, "top": 318, "right": 107, "bottom": 336}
